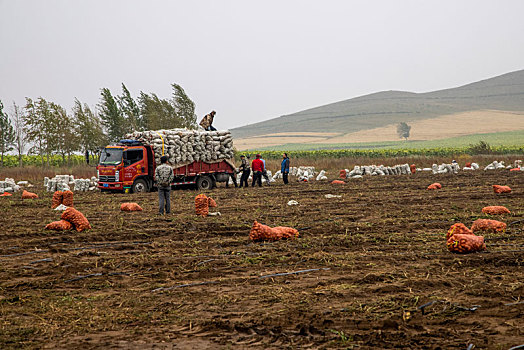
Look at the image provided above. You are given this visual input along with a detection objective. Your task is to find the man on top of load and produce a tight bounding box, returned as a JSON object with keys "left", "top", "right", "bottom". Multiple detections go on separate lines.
{"left": 199, "top": 110, "right": 217, "bottom": 131}
{"left": 251, "top": 154, "right": 264, "bottom": 187}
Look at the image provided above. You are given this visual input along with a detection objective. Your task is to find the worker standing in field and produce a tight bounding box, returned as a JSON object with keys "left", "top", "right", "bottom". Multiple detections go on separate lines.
{"left": 281, "top": 153, "right": 290, "bottom": 184}
{"left": 154, "top": 155, "right": 175, "bottom": 215}
{"left": 251, "top": 154, "right": 264, "bottom": 187}
{"left": 238, "top": 155, "right": 250, "bottom": 188}
{"left": 199, "top": 110, "right": 217, "bottom": 131}
{"left": 260, "top": 156, "right": 271, "bottom": 186}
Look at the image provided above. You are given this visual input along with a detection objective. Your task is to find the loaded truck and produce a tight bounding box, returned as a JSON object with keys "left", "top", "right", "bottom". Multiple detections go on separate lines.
{"left": 97, "top": 139, "right": 236, "bottom": 193}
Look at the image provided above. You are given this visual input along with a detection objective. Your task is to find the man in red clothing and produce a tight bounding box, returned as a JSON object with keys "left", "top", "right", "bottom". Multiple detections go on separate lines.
{"left": 251, "top": 154, "right": 264, "bottom": 187}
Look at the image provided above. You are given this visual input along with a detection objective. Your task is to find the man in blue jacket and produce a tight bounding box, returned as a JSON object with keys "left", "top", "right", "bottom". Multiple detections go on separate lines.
{"left": 281, "top": 153, "right": 290, "bottom": 184}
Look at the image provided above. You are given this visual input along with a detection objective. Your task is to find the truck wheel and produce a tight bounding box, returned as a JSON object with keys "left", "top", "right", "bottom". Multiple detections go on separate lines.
{"left": 197, "top": 175, "right": 213, "bottom": 190}
{"left": 132, "top": 179, "right": 149, "bottom": 193}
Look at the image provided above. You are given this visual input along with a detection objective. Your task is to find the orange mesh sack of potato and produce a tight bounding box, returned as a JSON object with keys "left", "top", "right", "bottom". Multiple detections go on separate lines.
{"left": 120, "top": 203, "right": 143, "bottom": 211}
{"left": 446, "top": 223, "right": 473, "bottom": 240}
{"left": 61, "top": 207, "right": 91, "bottom": 232}
{"left": 0, "top": 192, "right": 12, "bottom": 197}
{"left": 21, "top": 190, "right": 38, "bottom": 199}
{"left": 482, "top": 206, "right": 510, "bottom": 215}
{"left": 339, "top": 170, "right": 346, "bottom": 179}
{"left": 45, "top": 220, "right": 74, "bottom": 231}
{"left": 207, "top": 197, "right": 217, "bottom": 208}
{"left": 62, "top": 190, "right": 74, "bottom": 207}
{"left": 51, "top": 191, "right": 63, "bottom": 208}
{"left": 427, "top": 183, "right": 442, "bottom": 190}
{"left": 249, "top": 221, "right": 299, "bottom": 242}
{"left": 471, "top": 219, "right": 506, "bottom": 233}
{"left": 195, "top": 194, "right": 209, "bottom": 217}
{"left": 272, "top": 226, "right": 300, "bottom": 240}
{"left": 493, "top": 185, "right": 511, "bottom": 194}
{"left": 447, "top": 234, "right": 486, "bottom": 253}
{"left": 331, "top": 180, "right": 345, "bottom": 185}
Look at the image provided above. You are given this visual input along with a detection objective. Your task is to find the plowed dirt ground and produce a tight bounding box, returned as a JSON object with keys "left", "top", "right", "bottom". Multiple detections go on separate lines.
{"left": 1, "top": 171, "right": 523, "bottom": 349}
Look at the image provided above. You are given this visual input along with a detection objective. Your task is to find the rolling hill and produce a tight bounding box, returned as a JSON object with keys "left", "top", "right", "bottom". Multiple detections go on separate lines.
{"left": 231, "top": 69, "right": 524, "bottom": 148}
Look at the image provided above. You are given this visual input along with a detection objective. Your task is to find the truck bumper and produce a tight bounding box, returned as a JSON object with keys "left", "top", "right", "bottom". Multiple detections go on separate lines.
{"left": 98, "top": 182, "right": 124, "bottom": 190}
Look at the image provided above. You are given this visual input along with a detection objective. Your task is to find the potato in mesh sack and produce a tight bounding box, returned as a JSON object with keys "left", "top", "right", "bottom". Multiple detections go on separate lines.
{"left": 120, "top": 203, "right": 143, "bottom": 211}
{"left": 249, "top": 221, "right": 299, "bottom": 242}
{"left": 45, "top": 220, "right": 73, "bottom": 231}
{"left": 493, "top": 185, "right": 511, "bottom": 194}
{"left": 207, "top": 197, "right": 217, "bottom": 208}
{"left": 331, "top": 180, "right": 345, "bottom": 185}
{"left": 339, "top": 170, "right": 346, "bottom": 179}
{"left": 0, "top": 192, "right": 12, "bottom": 197}
{"left": 482, "top": 206, "right": 510, "bottom": 215}
{"left": 21, "top": 190, "right": 38, "bottom": 199}
{"left": 447, "top": 234, "right": 485, "bottom": 253}
{"left": 427, "top": 183, "right": 442, "bottom": 190}
{"left": 195, "top": 194, "right": 209, "bottom": 217}
{"left": 52, "top": 191, "right": 63, "bottom": 208}
{"left": 62, "top": 190, "right": 74, "bottom": 207}
{"left": 471, "top": 219, "right": 506, "bottom": 233}
{"left": 61, "top": 207, "right": 91, "bottom": 232}
{"left": 446, "top": 223, "right": 473, "bottom": 240}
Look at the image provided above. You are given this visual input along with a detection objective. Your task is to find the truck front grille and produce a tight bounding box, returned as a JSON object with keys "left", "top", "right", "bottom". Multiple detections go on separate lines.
{"left": 99, "top": 175, "right": 116, "bottom": 182}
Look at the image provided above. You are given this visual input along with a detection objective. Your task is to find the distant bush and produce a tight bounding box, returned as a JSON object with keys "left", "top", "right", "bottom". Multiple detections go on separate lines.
{"left": 467, "top": 141, "right": 492, "bottom": 155}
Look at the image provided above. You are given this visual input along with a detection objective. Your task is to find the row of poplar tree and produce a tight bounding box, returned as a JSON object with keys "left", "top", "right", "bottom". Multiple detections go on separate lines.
{"left": 0, "top": 83, "right": 197, "bottom": 167}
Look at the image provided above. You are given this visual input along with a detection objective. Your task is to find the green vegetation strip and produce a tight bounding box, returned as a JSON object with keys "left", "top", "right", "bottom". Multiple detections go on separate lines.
{"left": 243, "top": 145, "right": 524, "bottom": 160}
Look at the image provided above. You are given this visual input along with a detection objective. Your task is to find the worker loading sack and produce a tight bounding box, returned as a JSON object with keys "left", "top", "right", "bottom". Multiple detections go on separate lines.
{"left": 126, "top": 129, "right": 234, "bottom": 167}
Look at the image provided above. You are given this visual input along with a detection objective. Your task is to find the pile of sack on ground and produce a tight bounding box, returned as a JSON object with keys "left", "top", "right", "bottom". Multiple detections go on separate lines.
{"left": 484, "top": 160, "right": 523, "bottom": 171}
{"left": 273, "top": 166, "right": 326, "bottom": 182}
{"left": 342, "top": 164, "right": 412, "bottom": 179}
{"left": 415, "top": 160, "right": 524, "bottom": 174}
{"left": 126, "top": 129, "right": 235, "bottom": 166}
{"left": 0, "top": 178, "right": 25, "bottom": 193}
{"left": 44, "top": 175, "right": 98, "bottom": 192}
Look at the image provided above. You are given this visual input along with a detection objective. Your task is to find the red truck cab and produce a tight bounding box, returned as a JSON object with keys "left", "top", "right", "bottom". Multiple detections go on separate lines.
{"left": 97, "top": 140, "right": 235, "bottom": 192}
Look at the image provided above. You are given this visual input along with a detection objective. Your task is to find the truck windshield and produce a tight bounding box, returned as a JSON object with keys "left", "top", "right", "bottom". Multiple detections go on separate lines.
{"left": 99, "top": 148, "right": 123, "bottom": 165}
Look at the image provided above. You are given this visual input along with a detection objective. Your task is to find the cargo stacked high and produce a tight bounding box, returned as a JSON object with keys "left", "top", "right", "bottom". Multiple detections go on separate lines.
{"left": 96, "top": 129, "right": 236, "bottom": 192}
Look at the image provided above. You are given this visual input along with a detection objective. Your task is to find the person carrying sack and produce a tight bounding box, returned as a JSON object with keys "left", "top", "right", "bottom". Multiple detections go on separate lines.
{"left": 199, "top": 110, "right": 217, "bottom": 131}
{"left": 154, "top": 155, "right": 175, "bottom": 215}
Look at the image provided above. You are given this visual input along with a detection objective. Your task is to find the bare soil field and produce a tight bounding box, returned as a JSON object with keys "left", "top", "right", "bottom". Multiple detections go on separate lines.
{"left": 1, "top": 171, "right": 523, "bottom": 349}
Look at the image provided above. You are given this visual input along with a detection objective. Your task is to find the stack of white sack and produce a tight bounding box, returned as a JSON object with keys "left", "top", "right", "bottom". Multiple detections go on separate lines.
{"left": 0, "top": 178, "right": 21, "bottom": 193}
{"left": 346, "top": 164, "right": 411, "bottom": 178}
{"left": 126, "top": 129, "right": 235, "bottom": 167}
{"left": 44, "top": 175, "right": 72, "bottom": 192}
{"left": 484, "top": 161, "right": 506, "bottom": 171}
{"left": 431, "top": 163, "right": 461, "bottom": 174}
{"left": 74, "top": 177, "right": 98, "bottom": 191}
{"left": 316, "top": 170, "right": 328, "bottom": 181}
{"left": 44, "top": 175, "right": 98, "bottom": 192}
{"left": 272, "top": 166, "right": 317, "bottom": 181}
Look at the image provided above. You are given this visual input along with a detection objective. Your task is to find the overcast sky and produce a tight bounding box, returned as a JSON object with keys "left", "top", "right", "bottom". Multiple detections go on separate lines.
{"left": 1, "top": 0, "right": 523, "bottom": 130}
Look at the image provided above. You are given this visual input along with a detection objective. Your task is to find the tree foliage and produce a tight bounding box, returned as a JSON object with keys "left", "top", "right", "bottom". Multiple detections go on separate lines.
{"left": 0, "top": 100, "right": 16, "bottom": 166}
{"left": 98, "top": 88, "right": 124, "bottom": 142}
{"left": 10, "top": 102, "right": 26, "bottom": 166}
{"left": 397, "top": 122, "right": 411, "bottom": 140}
{"left": 99, "top": 83, "right": 197, "bottom": 140}
{"left": 74, "top": 99, "right": 107, "bottom": 156}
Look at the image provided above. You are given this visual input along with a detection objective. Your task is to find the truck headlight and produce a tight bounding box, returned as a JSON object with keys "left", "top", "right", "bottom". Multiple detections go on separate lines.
{"left": 115, "top": 171, "right": 119, "bottom": 180}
